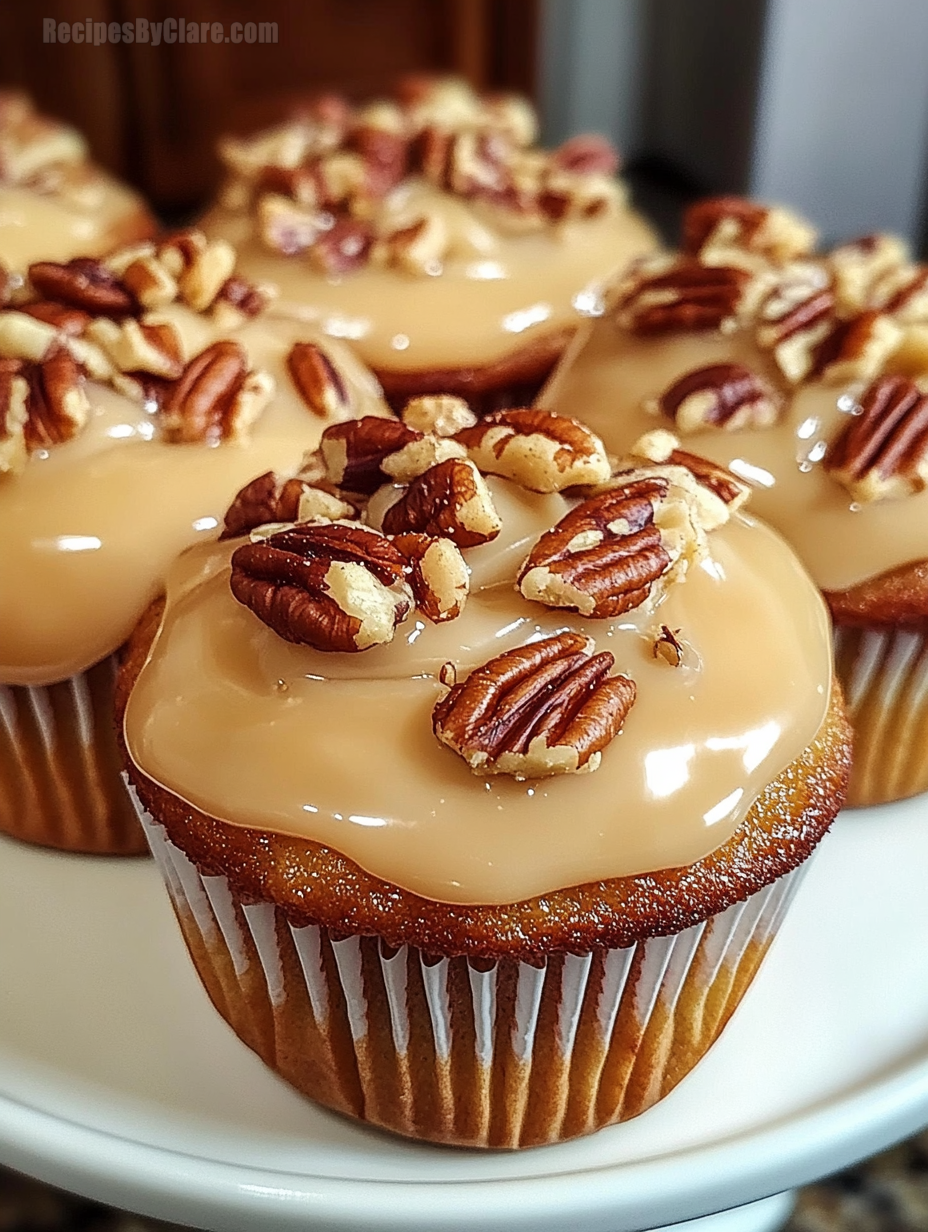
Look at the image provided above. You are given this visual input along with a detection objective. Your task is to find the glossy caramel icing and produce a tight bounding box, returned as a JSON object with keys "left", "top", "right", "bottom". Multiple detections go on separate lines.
{"left": 0, "top": 309, "right": 386, "bottom": 685}
{"left": 124, "top": 476, "right": 833, "bottom": 904}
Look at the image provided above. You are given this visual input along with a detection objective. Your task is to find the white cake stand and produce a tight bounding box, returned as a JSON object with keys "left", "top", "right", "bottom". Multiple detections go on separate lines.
{"left": 0, "top": 796, "right": 926, "bottom": 1232}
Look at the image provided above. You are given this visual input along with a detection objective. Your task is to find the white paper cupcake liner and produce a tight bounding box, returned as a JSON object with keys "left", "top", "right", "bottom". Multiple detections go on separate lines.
{"left": 835, "top": 624, "right": 928, "bottom": 806}
{"left": 0, "top": 657, "right": 145, "bottom": 853}
{"left": 132, "top": 792, "right": 802, "bottom": 1148}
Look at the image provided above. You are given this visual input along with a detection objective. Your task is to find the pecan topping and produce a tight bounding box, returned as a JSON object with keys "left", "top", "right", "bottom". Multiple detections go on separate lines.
{"left": 376, "top": 212, "right": 449, "bottom": 276}
{"left": 629, "top": 429, "right": 750, "bottom": 518}
{"left": 825, "top": 375, "right": 928, "bottom": 502}
{"left": 683, "top": 196, "right": 817, "bottom": 263}
{"left": 258, "top": 193, "right": 321, "bottom": 256}
{"left": 20, "top": 300, "right": 91, "bottom": 336}
{"left": 455, "top": 408, "right": 611, "bottom": 492}
{"left": 828, "top": 234, "right": 910, "bottom": 314}
{"left": 518, "top": 475, "right": 703, "bottom": 617}
{"left": 0, "top": 359, "right": 29, "bottom": 474}
{"left": 652, "top": 363, "right": 780, "bottom": 433}
{"left": 28, "top": 259, "right": 135, "bottom": 316}
{"left": 160, "top": 341, "right": 272, "bottom": 444}
{"left": 809, "top": 311, "right": 903, "bottom": 384}
{"left": 230, "top": 522, "right": 413, "bottom": 652}
{"left": 392, "top": 531, "right": 469, "bottom": 622}
{"left": 756, "top": 265, "right": 837, "bottom": 382}
{"left": 401, "top": 393, "right": 476, "bottom": 437}
{"left": 87, "top": 317, "right": 185, "bottom": 380}
{"left": 221, "top": 470, "right": 354, "bottom": 539}
{"left": 432, "top": 633, "right": 636, "bottom": 778}
{"left": 653, "top": 625, "right": 684, "bottom": 667}
{"left": 288, "top": 341, "right": 351, "bottom": 418}
{"left": 615, "top": 258, "right": 753, "bottom": 335}
{"left": 320, "top": 416, "right": 419, "bottom": 492}
{"left": 381, "top": 457, "right": 502, "bottom": 548}
{"left": 381, "top": 434, "right": 467, "bottom": 483}
{"left": 551, "top": 134, "right": 619, "bottom": 176}
{"left": 309, "top": 219, "right": 373, "bottom": 275}
{"left": 11, "top": 348, "right": 91, "bottom": 453}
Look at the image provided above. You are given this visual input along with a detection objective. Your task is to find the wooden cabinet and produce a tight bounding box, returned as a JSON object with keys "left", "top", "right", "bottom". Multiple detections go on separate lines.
{"left": 0, "top": 0, "right": 538, "bottom": 214}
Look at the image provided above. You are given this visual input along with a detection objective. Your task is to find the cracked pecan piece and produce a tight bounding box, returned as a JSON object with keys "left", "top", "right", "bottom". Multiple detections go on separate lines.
{"left": 0, "top": 358, "right": 29, "bottom": 473}
{"left": 160, "top": 340, "right": 272, "bottom": 444}
{"left": 455, "top": 408, "right": 611, "bottom": 492}
{"left": 615, "top": 257, "right": 754, "bottom": 335}
{"left": 230, "top": 521, "right": 412, "bottom": 651}
{"left": 381, "top": 456, "right": 502, "bottom": 548}
{"left": 518, "top": 475, "right": 702, "bottom": 617}
{"left": 221, "top": 470, "right": 355, "bottom": 539}
{"left": 652, "top": 363, "right": 781, "bottom": 433}
{"left": 28, "top": 258, "right": 136, "bottom": 316}
{"left": 808, "top": 310, "right": 903, "bottom": 384}
{"left": 825, "top": 375, "right": 928, "bottom": 502}
{"left": 320, "top": 416, "right": 420, "bottom": 492}
{"left": 288, "top": 341, "right": 351, "bottom": 418}
{"left": 391, "top": 531, "right": 469, "bottom": 622}
{"left": 682, "top": 196, "right": 816, "bottom": 264}
{"left": 629, "top": 429, "right": 750, "bottom": 518}
{"left": 432, "top": 632, "right": 636, "bottom": 778}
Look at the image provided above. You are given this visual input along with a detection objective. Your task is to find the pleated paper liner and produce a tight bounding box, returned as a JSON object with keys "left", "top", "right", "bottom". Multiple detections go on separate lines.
{"left": 0, "top": 656, "right": 146, "bottom": 854}
{"left": 834, "top": 624, "right": 928, "bottom": 807}
{"left": 133, "top": 794, "right": 802, "bottom": 1149}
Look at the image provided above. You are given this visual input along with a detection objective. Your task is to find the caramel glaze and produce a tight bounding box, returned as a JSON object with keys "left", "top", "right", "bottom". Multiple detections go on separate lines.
{"left": 201, "top": 182, "right": 658, "bottom": 382}
{"left": 121, "top": 475, "right": 844, "bottom": 913}
{"left": 0, "top": 311, "right": 387, "bottom": 686}
{"left": 541, "top": 320, "right": 928, "bottom": 615}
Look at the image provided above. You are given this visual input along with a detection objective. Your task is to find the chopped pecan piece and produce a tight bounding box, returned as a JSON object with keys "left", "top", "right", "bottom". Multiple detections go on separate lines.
{"left": 160, "top": 341, "right": 272, "bottom": 444}
{"left": 381, "top": 434, "right": 466, "bottom": 482}
{"left": 551, "top": 134, "right": 619, "bottom": 176}
{"left": 310, "top": 219, "right": 373, "bottom": 275}
{"left": 825, "top": 375, "right": 928, "bottom": 502}
{"left": 120, "top": 254, "right": 178, "bottom": 310}
{"left": 518, "top": 474, "right": 703, "bottom": 617}
{"left": 21, "top": 347, "right": 91, "bottom": 450}
{"left": 615, "top": 257, "right": 754, "bottom": 335}
{"left": 157, "top": 232, "right": 237, "bottom": 313}
{"left": 879, "top": 265, "right": 928, "bottom": 322}
{"left": 629, "top": 429, "right": 749, "bottom": 518}
{"left": 828, "top": 234, "right": 910, "bottom": 314}
{"left": 809, "top": 311, "right": 903, "bottom": 384}
{"left": 221, "top": 470, "right": 354, "bottom": 539}
{"left": 87, "top": 317, "right": 185, "bottom": 380}
{"left": 391, "top": 531, "right": 469, "bottom": 622}
{"left": 756, "top": 264, "right": 837, "bottom": 382}
{"left": 20, "top": 300, "right": 91, "bottom": 336}
{"left": 381, "top": 457, "right": 502, "bottom": 547}
{"left": 288, "top": 341, "right": 351, "bottom": 418}
{"left": 682, "top": 196, "right": 816, "bottom": 263}
{"left": 376, "top": 212, "right": 449, "bottom": 276}
{"left": 257, "top": 193, "right": 322, "bottom": 256}
{"left": 28, "top": 258, "right": 136, "bottom": 316}
{"left": 321, "top": 416, "right": 419, "bottom": 492}
{"left": 212, "top": 276, "right": 273, "bottom": 327}
{"left": 651, "top": 363, "right": 780, "bottom": 433}
{"left": 0, "top": 310, "right": 58, "bottom": 361}
{"left": 653, "top": 625, "right": 685, "bottom": 667}
{"left": 230, "top": 521, "right": 413, "bottom": 652}
{"left": 432, "top": 632, "right": 636, "bottom": 778}
{"left": 0, "top": 359, "right": 29, "bottom": 473}
{"left": 0, "top": 262, "right": 14, "bottom": 309}
{"left": 402, "top": 394, "right": 476, "bottom": 436}
{"left": 455, "top": 408, "right": 611, "bottom": 492}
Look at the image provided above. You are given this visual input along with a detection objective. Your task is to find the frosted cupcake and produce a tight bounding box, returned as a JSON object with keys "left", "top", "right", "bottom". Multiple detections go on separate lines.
{"left": 0, "top": 230, "right": 387, "bottom": 852}
{"left": 120, "top": 401, "right": 850, "bottom": 1146}
{"left": 199, "top": 77, "right": 657, "bottom": 413}
{"left": 0, "top": 91, "right": 154, "bottom": 281}
{"left": 543, "top": 196, "right": 928, "bottom": 805}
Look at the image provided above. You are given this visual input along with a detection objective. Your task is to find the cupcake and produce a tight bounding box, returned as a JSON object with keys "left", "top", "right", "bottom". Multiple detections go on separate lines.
{"left": 0, "top": 92, "right": 155, "bottom": 281}
{"left": 199, "top": 77, "right": 658, "bottom": 413}
{"left": 119, "top": 402, "right": 850, "bottom": 1146}
{"left": 542, "top": 196, "right": 928, "bottom": 806}
{"left": 0, "top": 229, "right": 388, "bottom": 853}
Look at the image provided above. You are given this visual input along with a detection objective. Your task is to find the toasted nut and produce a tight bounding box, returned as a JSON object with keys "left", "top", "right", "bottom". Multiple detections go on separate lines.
{"left": 432, "top": 632, "right": 636, "bottom": 778}
{"left": 376, "top": 212, "right": 449, "bottom": 276}
{"left": 825, "top": 374, "right": 928, "bottom": 502}
{"left": 614, "top": 256, "right": 755, "bottom": 335}
{"left": 391, "top": 531, "right": 469, "bottom": 622}
{"left": 86, "top": 317, "right": 185, "bottom": 379}
{"left": 176, "top": 238, "right": 236, "bottom": 313}
{"left": 381, "top": 434, "right": 467, "bottom": 481}
{"left": 653, "top": 625, "right": 684, "bottom": 667}
{"left": 629, "top": 429, "right": 749, "bottom": 519}
{"left": 287, "top": 341, "right": 351, "bottom": 418}
{"left": 20, "top": 300, "right": 90, "bottom": 336}
{"left": 880, "top": 265, "right": 928, "bottom": 323}
{"left": 0, "top": 360, "right": 29, "bottom": 474}
{"left": 211, "top": 276, "right": 273, "bottom": 328}
{"left": 309, "top": 218, "right": 373, "bottom": 275}
{"left": 316, "top": 151, "right": 369, "bottom": 205}
{"left": 518, "top": 474, "right": 705, "bottom": 617}
{"left": 650, "top": 363, "right": 781, "bottom": 432}
{"left": 222, "top": 471, "right": 355, "bottom": 540}
{"left": 227, "top": 370, "right": 275, "bottom": 443}
{"left": 21, "top": 347, "right": 91, "bottom": 450}
{"left": 456, "top": 408, "right": 612, "bottom": 492}
{"left": 401, "top": 394, "right": 476, "bottom": 436}
{"left": 483, "top": 92, "right": 538, "bottom": 147}
{"left": 160, "top": 341, "right": 259, "bottom": 444}
{"left": 257, "top": 193, "right": 321, "bottom": 255}
{"left": 0, "top": 310, "right": 59, "bottom": 361}
{"left": 810, "top": 311, "right": 903, "bottom": 384}
{"left": 230, "top": 521, "right": 413, "bottom": 652}
{"left": 320, "top": 417, "right": 419, "bottom": 492}
{"left": 103, "top": 241, "right": 157, "bottom": 277}
{"left": 28, "top": 258, "right": 136, "bottom": 315}
{"left": 255, "top": 163, "right": 320, "bottom": 206}
{"left": 682, "top": 196, "right": 817, "bottom": 263}
{"left": 551, "top": 134, "right": 619, "bottom": 176}
{"left": 756, "top": 264, "right": 836, "bottom": 382}
{"left": 828, "top": 234, "right": 910, "bottom": 314}
{"left": 120, "top": 255, "right": 178, "bottom": 310}
{"left": 382, "top": 457, "right": 502, "bottom": 547}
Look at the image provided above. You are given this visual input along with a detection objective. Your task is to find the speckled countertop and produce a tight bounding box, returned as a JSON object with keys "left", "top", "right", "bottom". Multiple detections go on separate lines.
{"left": 2, "top": 1131, "right": 927, "bottom": 1232}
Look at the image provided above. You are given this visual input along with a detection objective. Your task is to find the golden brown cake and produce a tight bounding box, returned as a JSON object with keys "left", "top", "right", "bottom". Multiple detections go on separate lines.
{"left": 0, "top": 231, "right": 389, "bottom": 853}
{"left": 0, "top": 92, "right": 154, "bottom": 280}
{"left": 119, "top": 401, "right": 850, "bottom": 1146}
{"left": 199, "top": 77, "right": 658, "bottom": 412}
{"left": 542, "top": 196, "right": 928, "bottom": 806}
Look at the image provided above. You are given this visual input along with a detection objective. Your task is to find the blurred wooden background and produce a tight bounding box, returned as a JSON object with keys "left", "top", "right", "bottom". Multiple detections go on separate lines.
{"left": 0, "top": 0, "right": 538, "bottom": 216}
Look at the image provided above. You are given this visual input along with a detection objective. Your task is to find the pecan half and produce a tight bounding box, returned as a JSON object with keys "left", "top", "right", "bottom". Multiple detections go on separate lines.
{"left": 518, "top": 475, "right": 702, "bottom": 617}
{"left": 682, "top": 196, "right": 816, "bottom": 263}
{"left": 230, "top": 521, "right": 413, "bottom": 652}
{"left": 28, "top": 258, "right": 135, "bottom": 316}
{"left": 381, "top": 457, "right": 502, "bottom": 547}
{"left": 288, "top": 341, "right": 351, "bottom": 418}
{"left": 432, "top": 633, "right": 636, "bottom": 778}
{"left": 320, "top": 416, "right": 419, "bottom": 492}
{"left": 455, "top": 408, "right": 612, "bottom": 492}
{"left": 652, "top": 363, "right": 780, "bottom": 433}
{"left": 21, "top": 347, "right": 91, "bottom": 450}
{"left": 825, "top": 375, "right": 928, "bottom": 502}
{"left": 615, "top": 257, "right": 753, "bottom": 335}
{"left": 391, "top": 531, "right": 469, "bottom": 622}
{"left": 221, "top": 470, "right": 354, "bottom": 539}
{"left": 160, "top": 341, "right": 271, "bottom": 444}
